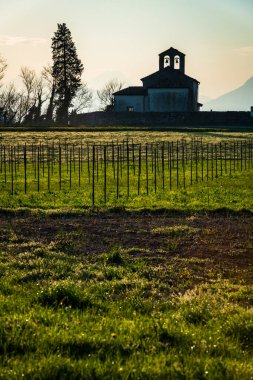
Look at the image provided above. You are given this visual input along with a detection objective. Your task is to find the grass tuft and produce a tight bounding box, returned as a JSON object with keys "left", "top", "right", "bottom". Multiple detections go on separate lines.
{"left": 38, "top": 283, "right": 92, "bottom": 309}
{"left": 106, "top": 247, "right": 125, "bottom": 266}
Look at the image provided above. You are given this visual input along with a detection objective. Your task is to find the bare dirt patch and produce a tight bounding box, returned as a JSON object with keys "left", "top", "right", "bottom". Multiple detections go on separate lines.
{"left": 0, "top": 211, "right": 252, "bottom": 286}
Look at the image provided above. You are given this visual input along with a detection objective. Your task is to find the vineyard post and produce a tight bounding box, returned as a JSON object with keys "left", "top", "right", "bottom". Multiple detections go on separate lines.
{"left": 11, "top": 146, "right": 14, "bottom": 195}
{"left": 162, "top": 143, "right": 165, "bottom": 191}
{"left": 73, "top": 144, "right": 76, "bottom": 172}
{"left": 78, "top": 147, "right": 81, "bottom": 187}
{"left": 42, "top": 145, "right": 45, "bottom": 177}
{"left": 206, "top": 143, "right": 209, "bottom": 181}
{"left": 229, "top": 143, "right": 232, "bottom": 177}
{"left": 87, "top": 143, "right": 90, "bottom": 184}
{"left": 156, "top": 144, "right": 160, "bottom": 174}
{"left": 17, "top": 144, "right": 20, "bottom": 172}
{"left": 31, "top": 143, "right": 34, "bottom": 174}
{"left": 169, "top": 143, "right": 172, "bottom": 190}
{"left": 201, "top": 142, "right": 204, "bottom": 181}
{"left": 220, "top": 142, "right": 223, "bottom": 177}
{"left": 146, "top": 144, "right": 149, "bottom": 195}
{"left": 69, "top": 148, "right": 72, "bottom": 189}
{"left": 250, "top": 139, "right": 252, "bottom": 168}
{"left": 190, "top": 142, "right": 193, "bottom": 185}
{"left": 240, "top": 141, "right": 243, "bottom": 171}
{"left": 59, "top": 145, "right": 62, "bottom": 191}
{"left": 0, "top": 144, "right": 2, "bottom": 173}
{"left": 195, "top": 146, "right": 198, "bottom": 183}
{"left": 112, "top": 142, "right": 115, "bottom": 180}
{"left": 92, "top": 145, "right": 95, "bottom": 206}
{"left": 251, "top": 139, "right": 253, "bottom": 167}
{"left": 132, "top": 140, "right": 135, "bottom": 176}
{"left": 211, "top": 144, "right": 214, "bottom": 180}
{"left": 176, "top": 141, "right": 179, "bottom": 188}
{"left": 51, "top": 142, "right": 55, "bottom": 175}
{"left": 234, "top": 141, "right": 236, "bottom": 172}
{"left": 151, "top": 143, "right": 154, "bottom": 173}
{"left": 154, "top": 146, "right": 157, "bottom": 193}
{"left": 172, "top": 142, "right": 174, "bottom": 169}
{"left": 215, "top": 144, "right": 218, "bottom": 178}
{"left": 47, "top": 147, "right": 50, "bottom": 192}
{"left": 104, "top": 145, "right": 107, "bottom": 204}
{"left": 96, "top": 144, "right": 99, "bottom": 182}
{"left": 100, "top": 144, "right": 103, "bottom": 169}
{"left": 123, "top": 140, "right": 125, "bottom": 165}
{"left": 224, "top": 142, "right": 227, "bottom": 173}
{"left": 37, "top": 146, "right": 40, "bottom": 192}
{"left": 127, "top": 140, "right": 130, "bottom": 198}
{"left": 24, "top": 145, "right": 27, "bottom": 193}
{"left": 138, "top": 144, "right": 141, "bottom": 195}
{"left": 66, "top": 143, "right": 69, "bottom": 174}
{"left": 14, "top": 146, "right": 17, "bottom": 180}
{"left": 120, "top": 144, "right": 123, "bottom": 178}
{"left": 182, "top": 143, "right": 186, "bottom": 189}
{"left": 80, "top": 142, "right": 83, "bottom": 172}
{"left": 116, "top": 145, "right": 119, "bottom": 199}
{"left": 244, "top": 140, "right": 247, "bottom": 170}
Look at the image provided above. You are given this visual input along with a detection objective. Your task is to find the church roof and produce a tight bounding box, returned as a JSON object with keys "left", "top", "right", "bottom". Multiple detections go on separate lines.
{"left": 141, "top": 65, "right": 199, "bottom": 84}
{"left": 113, "top": 86, "right": 147, "bottom": 96}
{"left": 159, "top": 47, "right": 185, "bottom": 57}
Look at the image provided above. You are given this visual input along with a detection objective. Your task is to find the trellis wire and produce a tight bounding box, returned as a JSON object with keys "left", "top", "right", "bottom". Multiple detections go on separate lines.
{"left": 0, "top": 138, "right": 252, "bottom": 206}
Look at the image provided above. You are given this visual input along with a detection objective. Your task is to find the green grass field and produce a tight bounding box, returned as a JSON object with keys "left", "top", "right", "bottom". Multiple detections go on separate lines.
{"left": 0, "top": 211, "right": 252, "bottom": 379}
{"left": 1, "top": 130, "right": 253, "bottom": 146}
{"left": 0, "top": 130, "right": 252, "bottom": 379}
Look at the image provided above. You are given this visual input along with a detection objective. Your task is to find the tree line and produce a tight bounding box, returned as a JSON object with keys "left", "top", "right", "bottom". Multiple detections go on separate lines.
{"left": 0, "top": 23, "right": 123, "bottom": 126}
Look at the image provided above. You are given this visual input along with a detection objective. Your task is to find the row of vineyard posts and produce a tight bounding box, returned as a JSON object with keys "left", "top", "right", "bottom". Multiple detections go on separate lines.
{"left": 0, "top": 139, "right": 252, "bottom": 205}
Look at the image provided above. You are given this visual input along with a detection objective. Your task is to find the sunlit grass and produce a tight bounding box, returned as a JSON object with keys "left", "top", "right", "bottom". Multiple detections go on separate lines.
{"left": 0, "top": 226, "right": 252, "bottom": 379}
{"left": 0, "top": 130, "right": 253, "bottom": 147}
{"left": 0, "top": 130, "right": 252, "bottom": 378}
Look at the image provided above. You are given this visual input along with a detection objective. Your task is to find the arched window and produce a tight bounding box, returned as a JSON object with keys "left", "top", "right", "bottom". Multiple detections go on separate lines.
{"left": 164, "top": 55, "right": 170, "bottom": 68}
{"left": 174, "top": 55, "right": 180, "bottom": 69}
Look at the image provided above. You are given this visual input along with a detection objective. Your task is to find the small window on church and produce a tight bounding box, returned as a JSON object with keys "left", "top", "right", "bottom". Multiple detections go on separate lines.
{"left": 127, "top": 106, "right": 134, "bottom": 112}
{"left": 164, "top": 55, "right": 170, "bottom": 68}
{"left": 174, "top": 55, "right": 180, "bottom": 70}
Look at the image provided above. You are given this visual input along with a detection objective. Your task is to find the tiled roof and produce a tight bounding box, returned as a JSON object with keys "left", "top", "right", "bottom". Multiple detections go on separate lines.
{"left": 141, "top": 66, "right": 199, "bottom": 84}
{"left": 113, "top": 87, "right": 147, "bottom": 96}
{"left": 159, "top": 47, "right": 185, "bottom": 57}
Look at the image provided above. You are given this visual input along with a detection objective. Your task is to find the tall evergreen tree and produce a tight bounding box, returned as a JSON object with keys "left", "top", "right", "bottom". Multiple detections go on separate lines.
{"left": 52, "top": 23, "right": 83, "bottom": 123}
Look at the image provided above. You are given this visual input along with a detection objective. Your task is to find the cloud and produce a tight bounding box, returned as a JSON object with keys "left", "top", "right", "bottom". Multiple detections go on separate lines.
{"left": 0, "top": 35, "right": 47, "bottom": 47}
{"left": 234, "top": 46, "right": 253, "bottom": 55}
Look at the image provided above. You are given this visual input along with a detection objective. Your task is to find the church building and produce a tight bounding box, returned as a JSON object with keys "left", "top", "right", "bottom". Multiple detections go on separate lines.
{"left": 114, "top": 47, "right": 202, "bottom": 112}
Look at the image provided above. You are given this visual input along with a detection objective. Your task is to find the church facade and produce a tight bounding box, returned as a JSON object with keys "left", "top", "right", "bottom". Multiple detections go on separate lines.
{"left": 113, "top": 47, "right": 201, "bottom": 112}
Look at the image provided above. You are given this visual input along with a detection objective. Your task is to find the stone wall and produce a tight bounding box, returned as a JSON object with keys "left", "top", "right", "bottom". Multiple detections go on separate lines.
{"left": 70, "top": 111, "right": 253, "bottom": 127}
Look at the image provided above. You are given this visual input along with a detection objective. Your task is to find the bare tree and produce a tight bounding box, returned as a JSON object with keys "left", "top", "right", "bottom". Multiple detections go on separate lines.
{"left": 32, "top": 74, "right": 48, "bottom": 121}
{"left": 20, "top": 67, "right": 49, "bottom": 124}
{"left": 0, "top": 54, "right": 7, "bottom": 86}
{"left": 15, "top": 91, "right": 28, "bottom": 124}
{"left": 0, "top": 83, "right": 20, "bottom": 123}
{"left": 19, "top": 66, "right": 37, "bottom": 122}
{"left": 42, "top": 64, "right": 56, "bottom": 122}
{"left": 97, "top": 79, "right": 124, "bottom": 111}
{"left": 71, "top": 83, "right": 93, "bottom": 114}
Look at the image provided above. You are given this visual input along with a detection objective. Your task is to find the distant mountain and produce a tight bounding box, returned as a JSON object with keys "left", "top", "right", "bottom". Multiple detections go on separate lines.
{"left": 202, "top": 76, "right": 253, "bottom": 111}
{"left": 199, "top": 95, "right": 212, "bottom": 104}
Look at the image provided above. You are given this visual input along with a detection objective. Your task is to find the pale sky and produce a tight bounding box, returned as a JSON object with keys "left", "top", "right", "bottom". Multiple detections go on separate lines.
{"left": 0, "top": 0, "right": 253, "bottom": 99}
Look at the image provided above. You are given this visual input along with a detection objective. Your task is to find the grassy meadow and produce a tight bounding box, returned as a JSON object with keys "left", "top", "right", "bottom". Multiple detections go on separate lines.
{"left": 1, "top": 130, "right": 253, "bottom": 146}
{"left": 0, "top": 130, "right": 252, "bottom": 379}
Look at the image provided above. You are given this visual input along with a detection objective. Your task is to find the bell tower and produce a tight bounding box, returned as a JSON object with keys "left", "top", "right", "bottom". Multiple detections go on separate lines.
{"left": 159, "top": 47, "right": 185, "bottom": 74}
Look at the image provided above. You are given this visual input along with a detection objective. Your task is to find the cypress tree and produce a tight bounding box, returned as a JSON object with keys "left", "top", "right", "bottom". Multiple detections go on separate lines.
{"left": 52, "top": 23, "right": 83, "bottom": 123}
